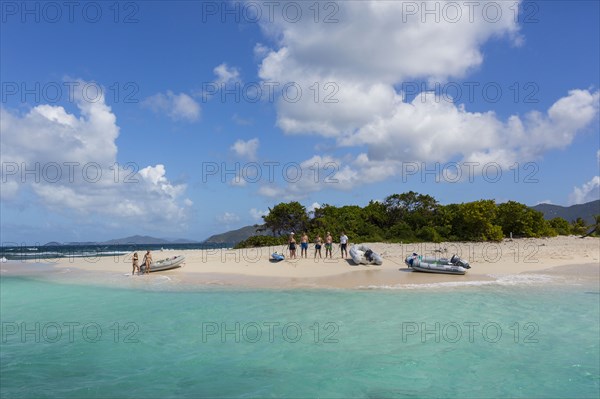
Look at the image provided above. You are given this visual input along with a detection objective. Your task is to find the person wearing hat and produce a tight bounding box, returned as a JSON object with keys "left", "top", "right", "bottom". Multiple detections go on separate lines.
{"left": 288, "top": 232, "right": 297, "bottom": 259}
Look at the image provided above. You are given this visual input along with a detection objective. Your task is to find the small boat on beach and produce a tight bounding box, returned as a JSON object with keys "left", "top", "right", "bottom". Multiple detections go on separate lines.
{"left": 350, "top": 244, "right": 383, "bottom": 265}
{"left": 405, "top": 253, "right": 470, "bottom": 275}
{"left": 271, "top": 252, "right": 285, "bottom": 261}
{"left": 140, "top": 255, "right": 185, "bottom": 273}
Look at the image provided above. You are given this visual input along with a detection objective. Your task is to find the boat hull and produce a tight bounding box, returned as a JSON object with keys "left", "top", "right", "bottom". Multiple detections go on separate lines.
{"left": 271, "top": 252, "right": 285, "bottom": 261}
{"left": 140, "top": 255, "right": 185, "bottom": 273}
{"left": 405, "top": 254, "right": 469, "bottom": 275}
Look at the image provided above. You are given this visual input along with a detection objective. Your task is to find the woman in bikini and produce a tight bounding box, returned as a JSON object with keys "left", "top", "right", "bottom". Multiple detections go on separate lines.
{"left": 314, "top": 235, "right": 322, "bottom": 259}
{"left": 143, "top": 250, "right": 152, "bottom": 274}
{"left": 288, "top": 233, "right": 297, "bottom": 259}
{"left": 132, "top": 252, "right": 139, "bottom": 276}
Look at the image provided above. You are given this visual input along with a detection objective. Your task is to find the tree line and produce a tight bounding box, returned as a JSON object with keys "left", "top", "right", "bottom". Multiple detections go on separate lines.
{"left": 235, "top": 191, "right": 599, "bottom": 248}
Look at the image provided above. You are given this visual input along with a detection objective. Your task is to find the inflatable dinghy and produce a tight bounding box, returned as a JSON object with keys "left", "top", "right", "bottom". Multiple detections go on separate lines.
{"left": 405, "top": 253, "right": 470, "bottom": 275}
{"left": 140, "top": 255, "right": 185, "bottom": 273}
{"left": 271, "top": 252, "right": 285, "bottom": 261}
{"left": 350, "top": 244, "right": 383, "bottom": 265}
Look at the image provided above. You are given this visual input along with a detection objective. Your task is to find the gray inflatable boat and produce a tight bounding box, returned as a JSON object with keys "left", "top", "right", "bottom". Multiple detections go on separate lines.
{"left": 140, "top": 255, "right": 185, "bottom": 273}
{"left": 404, "top": 253, "right": 470, "bottom": 275}
{"left": 350, "top": 244, "right": 383, "bottom": 265}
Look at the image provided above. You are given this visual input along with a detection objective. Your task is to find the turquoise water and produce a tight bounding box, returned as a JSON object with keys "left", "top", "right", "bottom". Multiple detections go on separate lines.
{"left": 1, "top": 276, "right": 599, "bottom": 398}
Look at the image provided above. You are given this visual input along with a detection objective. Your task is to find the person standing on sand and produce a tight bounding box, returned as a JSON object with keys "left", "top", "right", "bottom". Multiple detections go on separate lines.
{"left": 300, "top": 232, "right": 309, "bottom": 258}
{"left": 340, "top": 232, "right": 348, "bottom": 259}
{"left": 143, "top": 250, "right": 152, "bottom": 274}
{"left": 325, "top": 232, "right": 333, "bottom": 259}
{"left": 132, "top": 252, "right": 139, "bottom": 276}
{"left": 288, "top": 232, "right": 297, "bottom": 259}
{"left": 314, "top": 235, "right": 323, "bottom": 259}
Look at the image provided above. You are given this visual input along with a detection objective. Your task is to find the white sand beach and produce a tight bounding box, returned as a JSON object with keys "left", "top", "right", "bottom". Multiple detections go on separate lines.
{"left": 3, "top": 236, "right": 598, "bottom": 289}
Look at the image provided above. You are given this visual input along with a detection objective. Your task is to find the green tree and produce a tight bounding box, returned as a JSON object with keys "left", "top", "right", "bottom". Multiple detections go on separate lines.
{"left": 384, "top": 191, "right": 439, "bottom": 230}
{"left": 362, "top": 200, "right": 387, "bottom": 228}
{"left": 549, "top": 217, "right": 571, "bottom": 235}
{"left": 570, "top": 217, "right": 588, "bottom": 236}
{"left": 262, "top": 202, "right": 309, "bottom": 236}
{"left": 496, "top": 201, "right": 553, "bottom": 237}
{"left": 453, "top": 200, "right": 503, "bottom": 241}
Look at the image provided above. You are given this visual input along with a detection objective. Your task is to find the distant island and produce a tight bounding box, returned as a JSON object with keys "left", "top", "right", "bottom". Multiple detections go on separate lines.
{"left": 202, "top": 225, "right": 272, "bottom": 245}
{"left": 45, "top": 235, "right": 201, "bottom": 246}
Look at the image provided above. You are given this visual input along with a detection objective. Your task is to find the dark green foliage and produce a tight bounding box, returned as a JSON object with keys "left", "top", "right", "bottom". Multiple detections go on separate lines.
{"left": 262, "top": 201, "right": 309, "bottom": 236}
{"left": 416, "top": 226, "right": 442, "bottom": 243}
{"left": 549, "top": 217, "right": 572, "bottom": 235}
{"left": 570, "top": 217, "right": 588, "bottom": 236}
{"left": 449, "top": 200, "right": 503, "bottom": 241}
{"left": 585, "top": 215, "right": 600, "bottom": 237}
{"left": 236, "top": 193, "right": 579, "bottom": 248}
{"left": 496, "top": 201, "right": 554, "bottom": 238}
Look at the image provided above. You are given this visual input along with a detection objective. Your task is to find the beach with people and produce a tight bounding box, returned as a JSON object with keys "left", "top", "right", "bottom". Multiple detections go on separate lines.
{"left": 4, "top": 236, "right": 598, "bottom": 289}
{"left": 3, "top": 236, "right": 599, "bottom": 399}
{"left": 2, "top": 1, "right": 599, "bottom": 397}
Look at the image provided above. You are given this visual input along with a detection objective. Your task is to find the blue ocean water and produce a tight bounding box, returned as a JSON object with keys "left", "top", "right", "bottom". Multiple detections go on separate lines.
{"left": 0, "top": 243, "right": 228, "bottom": 261}
{"left": 1, "top": 276, "right": 598, "bottom": 398}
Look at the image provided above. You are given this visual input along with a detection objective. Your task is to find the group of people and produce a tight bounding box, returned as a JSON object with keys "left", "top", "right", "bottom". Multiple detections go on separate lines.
{"left": 131, "top": 250, "right": 152, "bottom": 275}
{"left": 288, "top": 232, "right": 349, "bottom": 259}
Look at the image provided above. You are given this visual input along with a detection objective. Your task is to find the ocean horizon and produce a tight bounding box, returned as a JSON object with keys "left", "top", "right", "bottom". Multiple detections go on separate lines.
{"left": 0, "top": 243, "right": 231, "bottom": 262}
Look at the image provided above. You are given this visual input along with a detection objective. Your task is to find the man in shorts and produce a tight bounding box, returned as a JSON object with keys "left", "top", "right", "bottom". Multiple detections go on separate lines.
{"left": 300, "top": 232, "right": 309, "bottom": 258}
{"left": 325, "top": 232, "right": 333, "bottom": 259}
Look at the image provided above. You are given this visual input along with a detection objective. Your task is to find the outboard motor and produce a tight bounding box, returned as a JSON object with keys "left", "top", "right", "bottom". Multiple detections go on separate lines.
{"left": 450, "top": 254, "right": 471, "bottom": 269}
{"left": 405, "top": 253, "right": 418, "bottom": 268}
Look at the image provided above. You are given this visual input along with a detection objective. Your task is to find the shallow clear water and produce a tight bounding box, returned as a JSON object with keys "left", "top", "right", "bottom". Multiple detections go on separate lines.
{"left": 1, "top": 276, "right": 598, "bottom": 398}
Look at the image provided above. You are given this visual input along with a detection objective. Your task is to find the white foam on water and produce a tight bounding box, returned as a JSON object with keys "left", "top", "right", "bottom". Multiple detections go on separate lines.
{"left": 358, "top": 273, "right": 557, "bottom": 290}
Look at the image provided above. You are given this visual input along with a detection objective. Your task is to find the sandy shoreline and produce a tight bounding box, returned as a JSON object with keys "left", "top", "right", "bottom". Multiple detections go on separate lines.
{"left": 2, "top": 236, "right": 599, "bottom": 289}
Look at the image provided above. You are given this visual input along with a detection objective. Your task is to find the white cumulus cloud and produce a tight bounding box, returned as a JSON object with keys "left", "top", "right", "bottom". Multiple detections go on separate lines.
{"left": 142, "top": 91, "right": 201, "bottom": 122}
{"left": 249, "top": 208, "right": 268, "bottom": 221}
{"left": 217, "top": 212, "right": 241, "bottom": 223}
{"left": 0, "top": 81, "right": 192, "bottom": 231}
{"left": 231, "top": 138, "right": 260, "bottom": 160}
{"left": 214, "top": 63, "right": 241, "bottom": 85}
{"left": 250, "top": 0, "right": 599, "bottom": 188}
{"left": 569, "top": 176, "right": 600, "bottom": 205}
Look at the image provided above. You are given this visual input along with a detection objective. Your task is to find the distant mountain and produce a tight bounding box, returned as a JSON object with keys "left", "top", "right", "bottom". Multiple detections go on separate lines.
{"left": 203, "top": 225, "right": 271, "bottom": 245}
{"left": 101, "top": 235, "right": 200, "bottom": 245}
{"left": 170, "top": 238, "right": 201, "bottom": 244}
{"left": 531, "top": 200, "right": 600, "bottom": 225}
{"left": 44, "top": 235, "right": 200, "bottom": 246}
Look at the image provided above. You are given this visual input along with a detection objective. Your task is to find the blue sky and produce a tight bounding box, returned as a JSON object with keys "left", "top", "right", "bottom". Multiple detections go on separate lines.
{"left": 1, "top": 0, "right": 599, "bottom": 244}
